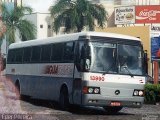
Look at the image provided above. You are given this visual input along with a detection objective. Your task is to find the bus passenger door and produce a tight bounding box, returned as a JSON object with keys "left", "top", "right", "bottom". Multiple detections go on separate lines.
{"left": 72, "top": 41, "right": 84, "bottom": 105}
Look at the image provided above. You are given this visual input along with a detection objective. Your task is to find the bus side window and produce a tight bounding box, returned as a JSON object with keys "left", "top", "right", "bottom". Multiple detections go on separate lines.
{"left": 15, "top": 48, "right": 23, "bottom": 63}
{"left": 7, "top": 49, "right": 15, "bottom": 64}
{"left": 51, "top": 43, "right": 64, "bottom": 62}
{"left": 41, "top": 45, "right": 52, "bottom": 62}
{"left": 31, "top": 46, "right": 41, "bottom": 63}
{"left": 23, "top": 47, "right": 32, "bottom": 63}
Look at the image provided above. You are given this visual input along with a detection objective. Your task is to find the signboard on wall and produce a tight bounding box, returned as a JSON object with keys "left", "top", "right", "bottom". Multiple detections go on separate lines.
{"left": 136, "top": 5, "right": 160, "bottom": 24}
{"left": 115, "top": 6, "right": 135, "bottom": 25}
{"left": 151, "top": 37, "right": 160, "bottom": 60}
{"left": 151, "top": 24, "right": 160, "bottom": 37}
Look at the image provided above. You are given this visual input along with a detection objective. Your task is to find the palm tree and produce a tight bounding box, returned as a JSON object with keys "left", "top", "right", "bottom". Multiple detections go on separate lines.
{"left": 1, "top": 4, "right": 36, "bottom": 44}
{"left": 50, "top": 0, "right": 108, "bottom": 33}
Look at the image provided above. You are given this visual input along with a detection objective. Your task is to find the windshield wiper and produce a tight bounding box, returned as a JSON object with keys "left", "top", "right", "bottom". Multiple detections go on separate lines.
{"left": 122, "top": 66, "right": 134, "bottom": 78}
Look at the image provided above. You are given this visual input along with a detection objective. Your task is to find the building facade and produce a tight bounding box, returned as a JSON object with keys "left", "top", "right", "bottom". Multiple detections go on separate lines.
{"left": 24, "top": 13, "right": 55, "bottom": 39}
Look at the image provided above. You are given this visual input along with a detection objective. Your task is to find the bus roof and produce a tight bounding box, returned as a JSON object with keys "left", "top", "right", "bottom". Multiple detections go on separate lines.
{"left": 9, "top": 32, "right": 141, "bottom": 49}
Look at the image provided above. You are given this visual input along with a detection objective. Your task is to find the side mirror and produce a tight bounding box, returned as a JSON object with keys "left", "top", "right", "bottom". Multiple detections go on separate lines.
{"left": 143, "top": 51, "right": 148, "bottom": 74}
{"left": 145, "top": 74, "right": 153, "bottom": 83}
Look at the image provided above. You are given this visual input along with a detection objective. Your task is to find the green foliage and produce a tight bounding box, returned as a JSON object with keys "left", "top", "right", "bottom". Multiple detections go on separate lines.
{"left": 1, "top": 4, "right": 36, "bottom": 44}
{"left": 50, "top": 0, "right": 108, "bottom": 33}
{"left": 144, "top": 84, "right": 160, "bottom": 104}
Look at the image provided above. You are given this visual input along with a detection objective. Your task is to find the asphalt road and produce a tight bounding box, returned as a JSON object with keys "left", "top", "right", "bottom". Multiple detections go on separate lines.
{"left": 0, "top": 75, "right": 160, "bottom": 120}
{"left": 19, "top": 100, "right": 160, "bottom": 120}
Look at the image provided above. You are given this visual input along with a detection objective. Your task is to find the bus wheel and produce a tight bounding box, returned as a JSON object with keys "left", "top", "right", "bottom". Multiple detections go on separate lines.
{"left": 59, "top": 86, "right": 69, "bottom": 110}
{"left": 103, "top": 106, "right": 123, "bottom": 114}
{"left": 15, "top": 81, "right": 21, "bottom": 100}
{"left": 15, "top": 81, "right": 27, "bottom": 100}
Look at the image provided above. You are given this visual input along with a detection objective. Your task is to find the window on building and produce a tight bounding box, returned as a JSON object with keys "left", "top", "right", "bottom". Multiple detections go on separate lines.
{"left": 48, "top": 25, "right": 51, "bottom": 29}
{"left": 40, "top": 25, "right": 43, "bottom": 28}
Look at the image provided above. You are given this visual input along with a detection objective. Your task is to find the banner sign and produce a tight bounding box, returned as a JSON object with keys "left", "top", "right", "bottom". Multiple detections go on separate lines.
{"left": 151, "top": 24, "right": 160, "bottom": 37}
{"left": 136, "top": 5, "right": 160, "bottom": 23}
{"left": 115, "top": 6, "right": 135, "bottom": 25}
{"left": 151, "top": 37, "right": 160, "bottom": 60}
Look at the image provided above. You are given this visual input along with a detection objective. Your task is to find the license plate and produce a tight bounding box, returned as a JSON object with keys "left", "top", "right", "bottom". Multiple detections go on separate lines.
{"left": 110, "top": 102, "right": 121, "bottom": 106}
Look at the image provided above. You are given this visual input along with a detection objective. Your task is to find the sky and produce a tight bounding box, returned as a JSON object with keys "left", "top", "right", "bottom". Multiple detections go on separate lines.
{"left": 17, "top": 0, "right": 160, "bottom": 13}
{"left": 22, "top": 0, "right": 56, "bottom": 13}
{"left": 21, "top": 0, "right": 133, "bottom": 13}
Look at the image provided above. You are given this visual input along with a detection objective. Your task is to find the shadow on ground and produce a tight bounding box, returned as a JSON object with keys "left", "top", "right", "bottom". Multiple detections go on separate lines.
{"left": 21, "top": 98, "right": 134, "bottom": 116}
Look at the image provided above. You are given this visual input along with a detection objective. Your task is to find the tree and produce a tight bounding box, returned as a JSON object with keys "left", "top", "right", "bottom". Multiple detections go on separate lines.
{"left": 50, "top": 0, "right": 108, "bottom": 33}
{"left": 1, "top": 4, "right": 36, "bottom": 44}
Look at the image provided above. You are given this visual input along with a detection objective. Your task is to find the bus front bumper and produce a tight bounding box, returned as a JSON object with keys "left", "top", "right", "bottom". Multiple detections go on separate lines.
{"left": 81, "top": 94, "right": 144, "bottom": 108}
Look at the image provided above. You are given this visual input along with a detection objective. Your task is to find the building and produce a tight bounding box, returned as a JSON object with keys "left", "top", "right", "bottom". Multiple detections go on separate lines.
{"left": 18, "top": 0, "right": 160, "bottom": 39}
{"left": 24, "top": 13, "right": 55, "bottom": 39}
{"left": 1, "top": 0, "right": 160, "bottom": 81}
{"left": 96, "top": 0, "right": 160, "bottom": 82}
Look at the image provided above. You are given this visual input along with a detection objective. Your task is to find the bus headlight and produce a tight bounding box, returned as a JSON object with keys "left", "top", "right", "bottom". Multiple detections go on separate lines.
{"left": 94, "top": 88, "right": 100, "bottom": 94}
{"left": 133, "top": 90, "right": 144, "bottom": 97}
{"left": 88, "top": 88, "right": 94, "bottom": 93}
{"left": 133, "top": 90, "right": 139, "bottom": 96}
{"left": 138, "top": 90, "right": 144, "bottom": 96}
{"left": 83, "top": 86, "right": 100, "bottom": 94}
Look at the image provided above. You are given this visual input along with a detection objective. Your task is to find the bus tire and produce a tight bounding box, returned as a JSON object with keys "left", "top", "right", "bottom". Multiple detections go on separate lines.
{"left": 59, "top": 86, "right": 70, "bottom": 110}
{"left": 15, "top": 81, "right": 21, "bottom": 100}
{"left": 15, "top": 81, "right": 28, "bottom": 100}
{"left": 103, "top": 106, "right": 123, "bottom": 114}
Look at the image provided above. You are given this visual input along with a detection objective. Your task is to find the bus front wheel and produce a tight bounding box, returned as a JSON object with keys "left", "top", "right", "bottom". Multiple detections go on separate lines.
{"left": 103, "top": 106, "right": 123, "bottom": 114}
{"left": 59, "top": 86, "right": 70, "bottom": 110}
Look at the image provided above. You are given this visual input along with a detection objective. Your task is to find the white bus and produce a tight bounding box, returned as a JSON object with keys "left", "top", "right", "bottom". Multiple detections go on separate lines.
{"left": 6, "top": 32, "right": 146, "bottom": 112}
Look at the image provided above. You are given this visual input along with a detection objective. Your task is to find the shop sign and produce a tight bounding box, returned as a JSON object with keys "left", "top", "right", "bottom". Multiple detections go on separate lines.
{"left": 151, "top": 37, "right": 160, "bottom": 60}
{"left": 115, "top": 6, "right": 135, "bottom": 25}
{"left": 150, "top": 24, "right": 160, "bottom": 37}
{"left": 136, "top": 5, "right": 160, "bottom": 23}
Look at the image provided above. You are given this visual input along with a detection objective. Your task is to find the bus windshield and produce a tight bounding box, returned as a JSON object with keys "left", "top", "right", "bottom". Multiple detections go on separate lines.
{"left": 88, "top": 41, "right": 143, "bottom": 76}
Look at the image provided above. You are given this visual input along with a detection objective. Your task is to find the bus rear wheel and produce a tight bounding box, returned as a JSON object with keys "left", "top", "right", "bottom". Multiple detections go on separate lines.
{"left": 103, "top": 106, "right": 123, "bottom": 114}
{"left": 15, "top": 82, "right": 21, "bottom": 100}
{"left": 15, "top": 81, "right": 29, "bottom": 100}
{"left": 59, "top": 87, "right": 70, "bottom": 110}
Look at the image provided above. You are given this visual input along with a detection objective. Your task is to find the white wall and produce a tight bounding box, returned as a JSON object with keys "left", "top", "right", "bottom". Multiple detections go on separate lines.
{"left": 37, "top": 13, "right": 48, "bottom": 39}
{"left": 24, "top": 13, "right": 55, "bottom": 39}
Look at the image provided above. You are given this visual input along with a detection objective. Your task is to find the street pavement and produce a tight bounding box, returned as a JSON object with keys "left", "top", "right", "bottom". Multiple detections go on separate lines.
{"left": 0, "top": 74, "right": 160, "bottom": 120}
